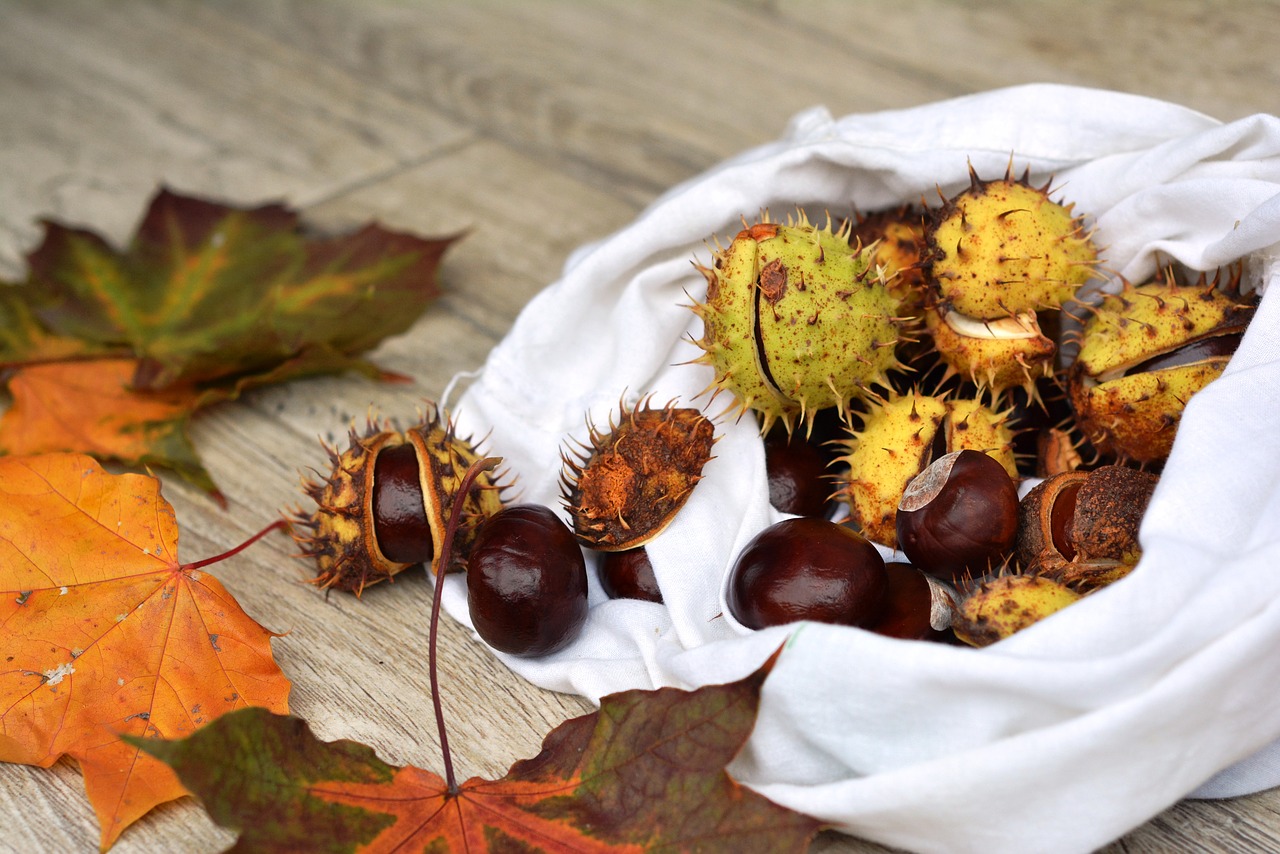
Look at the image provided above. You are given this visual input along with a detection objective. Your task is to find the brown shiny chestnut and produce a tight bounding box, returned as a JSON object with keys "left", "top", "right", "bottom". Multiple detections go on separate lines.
{"left": 726, "top": 517, "right": 887, "bottom": 630}
{"left": 1016, "top": 465, "right": 1158, "bottom": 591}
{"left": 371, "top": 442, "right": 433, "bottom": 564}
{"left": 764, "top": 428, "right": 833, "bottom": 517}
{"left": 598, "top": 547, "right": 663, "bottom": 603}
{"left": 866, "top": 562, "right": 955, "bottom": 642}
{"left": 895, "top": 449, "right": 1019, "bottom": 584}
{"left": 466, "top": 504, "right": 588, "bottom": 657}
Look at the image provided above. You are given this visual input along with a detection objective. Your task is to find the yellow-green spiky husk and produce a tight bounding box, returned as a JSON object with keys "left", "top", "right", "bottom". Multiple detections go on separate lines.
{"left": 952, "top": 572, "right": 1081, "bottom": 647}
{"left": 691, "top": 211, "right": 911, "bottom": 435}
{"left": 927, "top": 165, "right": 1099, "bottom": 318}
{"left": 1068, "top": 272, "right": 1256, "bottom": 462}
{"left": 921, "top": 165, "right": 1100, "bottom": 402}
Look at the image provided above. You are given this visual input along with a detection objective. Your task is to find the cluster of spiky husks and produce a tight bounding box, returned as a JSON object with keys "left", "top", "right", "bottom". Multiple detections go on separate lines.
{"left": 561, "top": 396, "right": 716, "bottom": 551}
{"left": 1066, "top": 264, "right": 1256, "bottom": 463}
{"left": 290, "top": 408, "right": 506, "bottom": 596}
{"left": 689, "top": 210, "right": 913, "bottom": 436}
{"left": 669, "top": 162, "right": 1255, "bottom": 636}
{"left": 837, "top": 388, "right": 1016, "bottom": 548}
{"left": 921, "top": 163, "right": 1101, "bottom": 400}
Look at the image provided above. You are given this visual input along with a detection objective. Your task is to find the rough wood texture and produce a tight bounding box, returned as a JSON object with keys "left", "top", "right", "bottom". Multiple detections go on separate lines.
{"left": 2, "top": 2, "right": 1278, "bottom": 852}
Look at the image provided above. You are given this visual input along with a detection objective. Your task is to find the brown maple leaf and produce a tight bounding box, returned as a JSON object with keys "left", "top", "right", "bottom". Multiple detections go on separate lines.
{"left": 0, "top": 187, "right": 459, "bottom": 494}
{"left": 0, "top": 453, "right": 292, "bottom": 850}
{"left": 135, "top": 653, "right": 821, "bottom": 852}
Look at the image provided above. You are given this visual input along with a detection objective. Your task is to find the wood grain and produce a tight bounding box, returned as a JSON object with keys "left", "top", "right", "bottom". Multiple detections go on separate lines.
{"left": 2, "top": 1, "right": 1278, "bottom": 851}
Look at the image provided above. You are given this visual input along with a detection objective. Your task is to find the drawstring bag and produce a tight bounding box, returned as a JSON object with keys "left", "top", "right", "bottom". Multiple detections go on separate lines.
{"left": 441, "top": 84, "right": 1280, "bottom": 853}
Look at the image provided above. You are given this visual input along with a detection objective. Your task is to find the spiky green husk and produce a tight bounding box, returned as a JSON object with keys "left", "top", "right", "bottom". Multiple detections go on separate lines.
{"left": 928, "top": 166, "right": 1099, "bottom": 318}
{"left": 691, "top": 213, "right": 910, "bottom": 435}
{"left": 952, "top": 571, "right": 1081, "bottom": 647}
{"left": 1068, "top": 273, "right": 1255, "bottom": 462}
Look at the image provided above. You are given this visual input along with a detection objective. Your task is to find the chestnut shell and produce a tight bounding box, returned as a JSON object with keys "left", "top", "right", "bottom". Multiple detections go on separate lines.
{"left": 1016, "top": 465, "right": 1157, "bottom": 589}
{"left": 727, "top": 517, "right": 887, "bottom": 630}
{"left": 467, "top": 504, "right": 588, "bottom": 657}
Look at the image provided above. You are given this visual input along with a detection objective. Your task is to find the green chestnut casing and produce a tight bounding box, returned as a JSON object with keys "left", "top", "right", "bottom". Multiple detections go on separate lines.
{"left": 923, "top": 165, "right": 1100, "bottom": 399}
{"left": 1068, "top": 270, "right": 1255, "bottom": 463}
{"left": 691, "top": 213, "right": 910, "bottom": 435}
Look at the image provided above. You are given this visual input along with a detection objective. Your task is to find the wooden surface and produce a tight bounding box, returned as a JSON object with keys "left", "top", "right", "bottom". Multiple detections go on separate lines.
{"left": 2, "top": 2, "right": 1279, "bottom": 851}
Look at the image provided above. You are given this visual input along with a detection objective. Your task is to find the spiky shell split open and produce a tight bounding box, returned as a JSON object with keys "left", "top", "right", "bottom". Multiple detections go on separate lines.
{"left": 690, "top": 212, "right": 911, "bottom": 435}
{"left": 924, "top": 305, "right": 1057, "bottom": 394}
{"left": 1067, "top": 271, "right": 1256, "bottom": 462}
{"left": 837, "top": 389, "right": 1016, "bottom": 547}
{"left": 291, "top": 411, "right": 505, "bottom": 595}
{"left": 924, "top": 165, "right": 1100, "bottom": 399}
{"left": 561, "top": 398, "right": 716, "bottom": 551}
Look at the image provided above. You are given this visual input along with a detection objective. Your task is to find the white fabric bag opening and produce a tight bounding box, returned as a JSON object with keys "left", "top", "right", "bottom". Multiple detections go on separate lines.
{"left": 442, "top": 84, "right": 1280, "bottom": 854}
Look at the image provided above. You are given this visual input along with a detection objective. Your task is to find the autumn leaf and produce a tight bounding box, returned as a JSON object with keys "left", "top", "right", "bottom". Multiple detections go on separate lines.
{"left": 0, "top": 283, "right": 105, "bottom": 366}
{"left": 0, "top": 187, "right": 459, "bottom": 492}
{"left": 0, "top": 359, "right": 223, "bottom": 497}
{"left": 0, "top": 453, "right": 292, "bottom": 850}
{"left": 135, "top": 655, "right": 822, "bottom": 852}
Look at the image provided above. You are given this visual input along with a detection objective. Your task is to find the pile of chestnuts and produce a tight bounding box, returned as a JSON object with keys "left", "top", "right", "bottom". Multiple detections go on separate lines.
{"left": 294, "top": 173, "right": 1253, "bottom": 657}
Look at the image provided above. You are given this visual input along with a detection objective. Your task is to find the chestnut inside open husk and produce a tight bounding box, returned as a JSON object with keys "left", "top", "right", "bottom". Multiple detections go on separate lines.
{"left": 372, "top": 442, "right": 434, "bottom": 564}
{"left": 1016, "top": 465, "right": 1157, "bottom": 591}
{"left": 467, "top": 504, "right": 588, "bottom": 657}
{"left": 895, "top": 449, "right": 1019, "bottom": 584}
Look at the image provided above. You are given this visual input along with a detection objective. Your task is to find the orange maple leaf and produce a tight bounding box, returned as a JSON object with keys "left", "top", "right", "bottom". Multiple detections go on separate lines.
{"left": 0, "top": 358, "right": 213, "bottom": 486}
{"left": 0, "top": 453, "right": 291, "bottom": 850}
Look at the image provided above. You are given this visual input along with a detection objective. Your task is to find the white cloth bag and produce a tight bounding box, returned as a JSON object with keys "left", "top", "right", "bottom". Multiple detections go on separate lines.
{"left": 442, "top": 84, "right": 1280, "bottom": 853}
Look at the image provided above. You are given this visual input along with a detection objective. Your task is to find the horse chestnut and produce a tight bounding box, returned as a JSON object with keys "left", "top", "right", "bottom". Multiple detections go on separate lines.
{"left": 292, "top": 411, "right": 505, "bottom": 596}
{"left": 372, "top": 442, "right": 433, "bottom": 564}
{"left": 598, "top": 547, "right": 663, "bottom": 603}
{"left": 867, "top": 562, "right": 954, "bottom": 642}
{"left": 896, "top": 449, "right": 1018, "bottom": 583}
{"left": 727, "top": 517, "right": 887, "bottom": 630}
{"left": 466, "top": 504, "right": 588, "bottom": 657}
{"left": 1017, "top": 465, "right": 1158, "bottom": 591}
{"left": 764, "top": 423, "right": 835, "bottom": 517}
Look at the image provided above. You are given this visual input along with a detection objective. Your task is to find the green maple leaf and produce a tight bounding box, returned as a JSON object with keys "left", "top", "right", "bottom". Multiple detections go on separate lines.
{"left": 0, "top": 187, "right": 459, "bottom": 493}
{"left": 17, "top": 187, "right": 457, "bottom": 388}
{"left": 134, "top": 655, "right": 823, "bottom": 852}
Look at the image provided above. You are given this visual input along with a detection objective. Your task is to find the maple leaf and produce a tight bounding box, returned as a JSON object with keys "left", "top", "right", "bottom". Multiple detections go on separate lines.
{"left": 135, "top": 652, "right": 822, "bottom": 853}
{"left": 0, "top": 453, "right": 292, "bottom": 850}
{"left": 0, "top": 187, "right": 459, "bottom": 493}
{"left": 0, "top": 358, "right": 223, "bottom": 497}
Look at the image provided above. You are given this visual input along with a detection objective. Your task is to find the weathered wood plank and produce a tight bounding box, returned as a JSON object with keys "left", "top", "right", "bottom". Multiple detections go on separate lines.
{"left": 1, "top": 1, "right": 1278, "bottom": 852}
